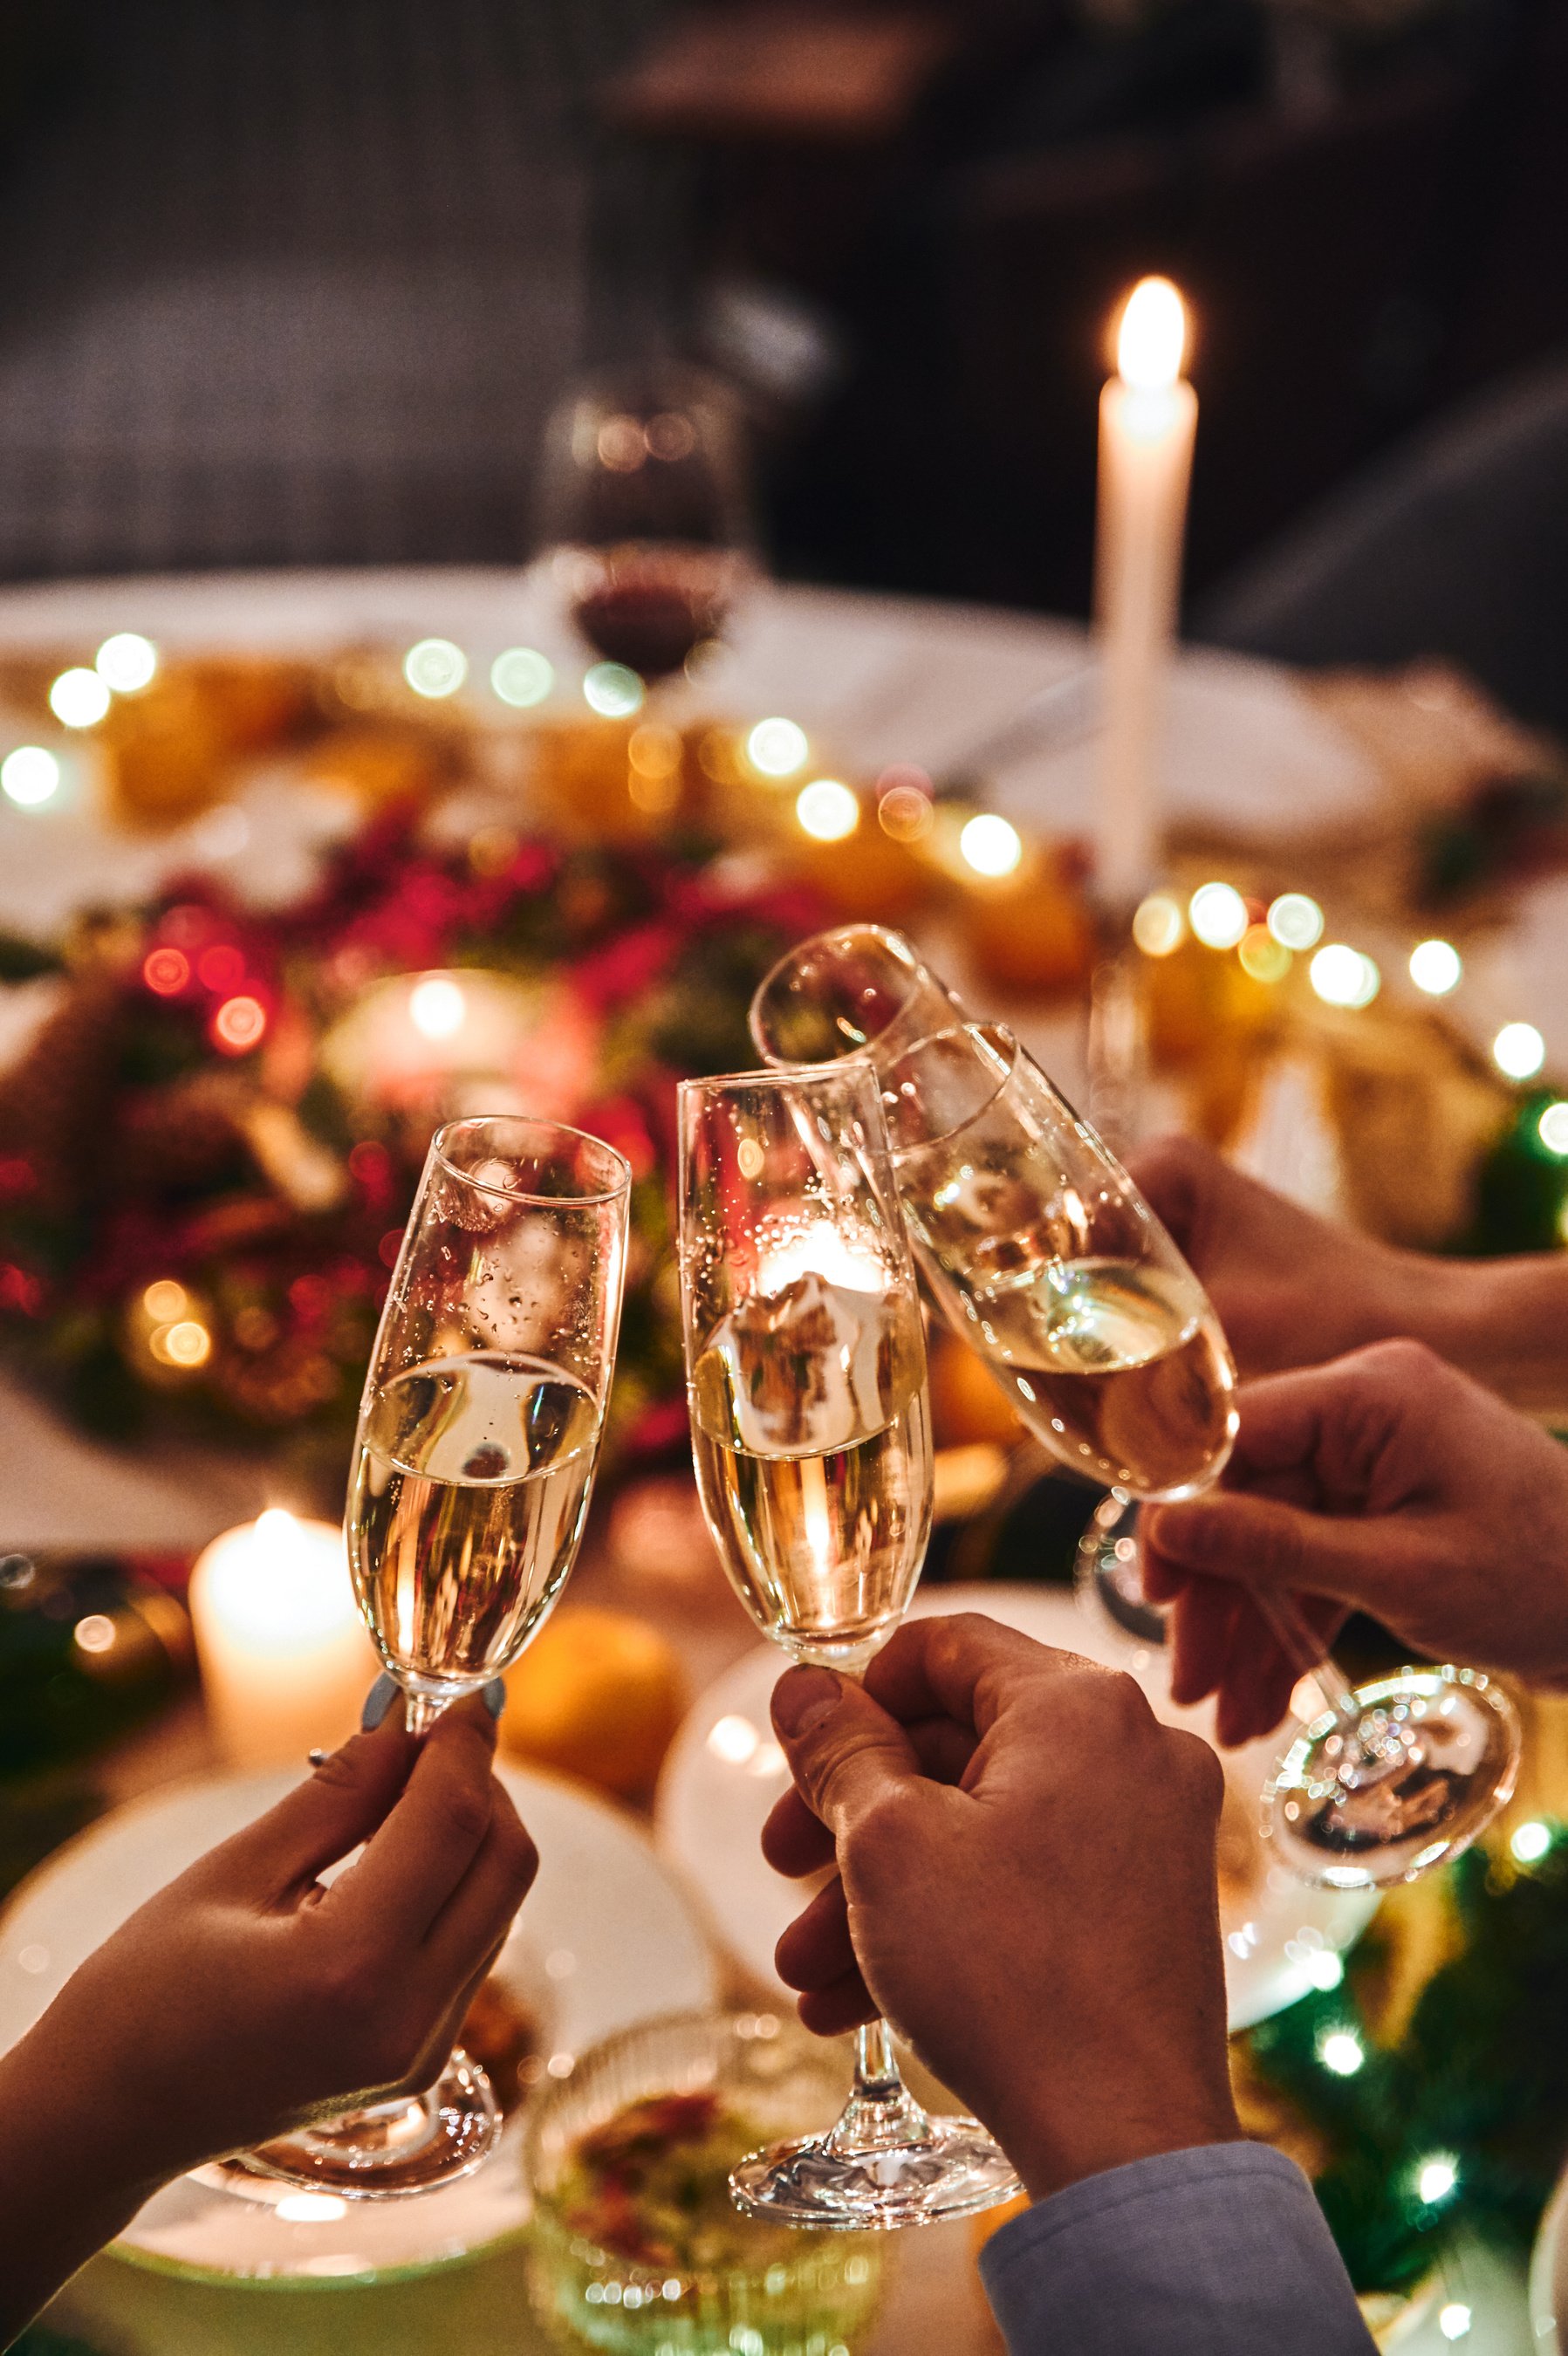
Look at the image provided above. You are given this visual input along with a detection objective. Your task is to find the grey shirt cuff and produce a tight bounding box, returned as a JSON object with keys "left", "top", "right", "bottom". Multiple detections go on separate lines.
{"left": 979, "top": 2141, "right": 1377, "bottom": 2355}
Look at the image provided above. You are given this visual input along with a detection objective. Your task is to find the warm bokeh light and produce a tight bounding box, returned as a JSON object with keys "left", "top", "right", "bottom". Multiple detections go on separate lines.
{"left": 1417, "top": 2155, "right": 1458, "bottom": 2206}
{"left": 960, "top": 812, "right": 1023, "bottom": 877}
{"left": 1310, "top": 944, "right": 1380, "bottom": 1008}
{"left": 746, "top": 716, "right": 809, "bottom": 778}
{"left": 490, "top": 647, "right": 553, "bottom": 708}
{"left": 212, "top": 995, "right": 268, "bottom": 1053}
{"left": 142, "top": 947, "right": 190, "bottom": 996}
{"left": 1238, "top": 923, "right": 1291, "bottom": 983}
{"left": 1510, "top": 1818, "right": 1552, "bottom": 1863}
{"left": 1188, "top": 881, "right": 1248, "bottom": 949}
{"left": 403, "top": 639, "right": 467, "bottom": 699}
{"left": 1494, "top": 1021, "right": 1545, "bottom": 1080}
{"left": 142, "top": 1278, "right": 188, "bottom": 1324}
{"left": 796, "top": 777, "right": 859, "bottom": 841}
{"left": 1318, "top": 2030, "right": 1364, "bottom": 2077}
{"left": 1132, "top": 892, "right": 1185, "bottom": 956}
{"left": 154, "top": 1318, "right": 213, "bottom": 1368}
{"left": 878, "top": 784, "right": 934, "bottom": 843}
{"left": 1117, "top": 277, "right": 1187, "bottom": 392}
{"left": 408, "top": 974, "right": 466, "bottom": 1039}
{"left": 1, "top": 746, "right": 60, "bottom": 807}
{"left": 1266, "top": 893, "right": 1324, "bottom": 950}
{"left": 49, "top": 667, "right": 110, "bottom": 728}
{"left": 95, "top": 633, "right": 158, "bottom": 693}
{"left": 1438, "top": 2304, "right": 1472, "bottom": 2342}
{"left": 73, "top": 1612, "right": 117, "bottom": 1654}
{"left": 1538, "top": 1102, "right": 1568, "bottom": 1157}
{"left": 583, "top": 661, "right": 643, "bottom": 718}
{"left": 1408, "top": 938, "right": 1462, "bottom": 997}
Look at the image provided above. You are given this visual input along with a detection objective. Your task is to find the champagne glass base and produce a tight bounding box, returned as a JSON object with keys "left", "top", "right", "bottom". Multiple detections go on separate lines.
{"left": 1263, "top": 1668, "right": 1522, "bottom": 1890}
{"left": 218, "top": 2049, "right": 501, "bottom": 2200}
{"left": 729, "top": 2114, "right": 1021, "bottom": 2232}
{"left": 1074, "top": 1491, "right": 1168, "bottom": 1654}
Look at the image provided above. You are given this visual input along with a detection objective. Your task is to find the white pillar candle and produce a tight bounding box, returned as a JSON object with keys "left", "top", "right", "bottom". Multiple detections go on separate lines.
{"left": 188, "top": 1510, "right": 379, "bottom": 1770}
{"left": 1094, "top": 277, "right": 1198, "bottom": 907}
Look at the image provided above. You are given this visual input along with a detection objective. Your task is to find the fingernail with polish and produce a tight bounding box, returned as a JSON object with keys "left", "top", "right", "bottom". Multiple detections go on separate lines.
{"left": 360, "top": 1673, "right": 398, "bottom": 1730}
{"left": 772, "top": 1664, "right": 842, "bottom": 1739}
{"left": 483, "top": 1677, "right": 507, "bottom": 1720}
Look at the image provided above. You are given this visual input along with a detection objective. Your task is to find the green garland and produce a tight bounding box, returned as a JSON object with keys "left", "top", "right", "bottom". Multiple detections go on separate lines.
{"left": 1248, "top": 1830, "right": 1568, "bottom": 2292}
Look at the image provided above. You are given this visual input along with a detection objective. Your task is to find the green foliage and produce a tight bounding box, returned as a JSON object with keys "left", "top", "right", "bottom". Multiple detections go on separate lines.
{"left": 1247, "top": 1836, "right": 1568, "bottom": 2291}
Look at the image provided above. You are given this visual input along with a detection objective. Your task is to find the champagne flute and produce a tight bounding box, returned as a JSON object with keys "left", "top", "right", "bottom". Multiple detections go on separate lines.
{"left": 677, "top": 1060, "right": 1021, "bottom": 2229}
{"left": 751, "top": 938, "right": 1521, "bottom": 1891}
{"left": 537, "top": 363, "right": 753, "bottom": 688}
{"left": 235, "top": 1116, "right": 631, "bottom": 2199}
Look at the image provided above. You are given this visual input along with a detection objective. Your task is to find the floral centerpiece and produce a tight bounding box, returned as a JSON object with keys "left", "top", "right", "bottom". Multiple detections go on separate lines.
{"left": 0, "top": 795, "right": 822, "bottom": 1497}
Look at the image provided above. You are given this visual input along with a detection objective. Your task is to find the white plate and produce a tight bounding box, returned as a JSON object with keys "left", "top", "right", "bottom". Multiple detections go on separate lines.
{"left": 655, "top": 1583, "right": 1378, "bottom": 2037}
{"left": 0, "top": 1763, "right": 716, "bottom": 2278}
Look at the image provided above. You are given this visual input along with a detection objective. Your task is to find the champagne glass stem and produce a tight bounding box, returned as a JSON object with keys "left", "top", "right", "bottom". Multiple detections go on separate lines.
{"left": 403, "top": 1691, "right": 443, "bottom": 1738}
{"left": 1247, "top": 1587, "right": 1381, "bottom": 1760}
{"left": 822, "top": 2019, "right": 934, "bottom": 2160}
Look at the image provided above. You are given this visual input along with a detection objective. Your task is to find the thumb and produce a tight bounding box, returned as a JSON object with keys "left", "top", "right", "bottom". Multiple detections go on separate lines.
{"left": 1146, "top": 1490, "right": 1394, "bottom": 1615}
{"left": 770, "top": 1665, "right": 921, "bottom": 1836}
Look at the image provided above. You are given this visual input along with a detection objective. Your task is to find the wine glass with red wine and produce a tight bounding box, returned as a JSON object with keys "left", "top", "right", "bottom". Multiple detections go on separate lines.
{"left": 537, "top": 365, "right": 754, "bottom": 689}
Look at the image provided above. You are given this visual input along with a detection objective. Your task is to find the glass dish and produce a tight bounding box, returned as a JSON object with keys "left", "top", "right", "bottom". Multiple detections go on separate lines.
{"left": 524, "top": 2011, "right": 884, "bottom": 2354}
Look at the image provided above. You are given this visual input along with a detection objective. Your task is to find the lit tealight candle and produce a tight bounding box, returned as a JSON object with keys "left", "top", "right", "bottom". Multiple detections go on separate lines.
{"left": 1094, "top": 277, "right": 1198, "bottom": 906}
{"left": 188, "top": 1510, "right": 378, "bottom": 1769}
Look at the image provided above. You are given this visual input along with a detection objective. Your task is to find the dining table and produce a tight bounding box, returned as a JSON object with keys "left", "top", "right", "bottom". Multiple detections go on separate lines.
{"left": 0, "top": 563, "right": 1558, "bottom": 2355}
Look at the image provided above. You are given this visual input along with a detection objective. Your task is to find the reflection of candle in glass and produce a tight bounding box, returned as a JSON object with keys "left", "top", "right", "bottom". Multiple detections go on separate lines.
{"left": 188, "top": 1511, "right": 378, "bottom": 1769}
{"left": 1094, "top": 277, "right": 1198, "bottom": 906}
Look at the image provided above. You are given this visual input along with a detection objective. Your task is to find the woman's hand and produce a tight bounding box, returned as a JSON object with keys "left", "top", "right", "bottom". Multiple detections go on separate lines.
{"left": 0, "top": 1692, "right": 536, "bottom": 2343}
{"left": 1145, "top": 1339, "right": 1568, "bottom": 1743}
{"left": 762, "top": 1614, "right": 1239, "bottom": 2202}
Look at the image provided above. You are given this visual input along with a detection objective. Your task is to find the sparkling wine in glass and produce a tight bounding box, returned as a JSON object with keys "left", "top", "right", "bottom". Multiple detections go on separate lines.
{"left": 750, "top": 935, "right": 1521, "bottom": 1891}
{"left": 234, "top": 1117, "right": 631, "bottom": 2200}
{"left": 538, "top": 365, "right": 752, "bottom": 687}
{"left": 678, "top": 1060, "right": 1020, "bottom": 2229}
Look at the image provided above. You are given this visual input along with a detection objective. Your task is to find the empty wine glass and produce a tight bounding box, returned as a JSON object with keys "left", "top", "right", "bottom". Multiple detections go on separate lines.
{"left": 750, "top": 935, "right": 1522, "bottom": 1892}
{"left": 677, "top": 1060, "right": 1020, "bottom": 2229}
{"left": 231, "top": 1116, "right": 631, "bottom": 2199}
{"left": 537, "top": 363, "right": 754, "bottom": 691}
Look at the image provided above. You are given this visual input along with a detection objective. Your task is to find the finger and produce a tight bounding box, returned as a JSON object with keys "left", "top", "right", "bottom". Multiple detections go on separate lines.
{"left": 798, "top": 1967, "right": 877, "bottom": 2038}
{"left": 762, "top": 1786, "right": 837, "bottom": 1879}
{"left": 861, "top": 1611, "right": 1095, "bottom": 1739}
{"left": 417, "top": 1780, "right": 539, "bottom": 1988}
{"left": 1145, "top": 1490, "right": 1400, "bottom": 1616}
{"left": 206, "top": 1699, "right": 416, "bottom": 1899}
{"left": 328, "top": 1695, "right": 501, "bottom": 1943}
{"left": 776, "top": 1874, "right": 855, "bottom": 1994}
{"left": 771, "top": 1664, "right": 921, "bottom": 1835}
{"left": 1169, "top": 1574, "right": 1238, "bottom": 1709}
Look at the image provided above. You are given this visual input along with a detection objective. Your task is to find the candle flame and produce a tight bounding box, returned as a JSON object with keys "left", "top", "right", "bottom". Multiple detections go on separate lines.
{"left": 1117, "top": 277, "right": 1187, "bottom": 392}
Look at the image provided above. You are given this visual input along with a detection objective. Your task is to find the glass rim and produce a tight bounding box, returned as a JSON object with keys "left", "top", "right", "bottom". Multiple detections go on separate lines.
{"left": 676, "top": 1059, "right": 885, "bottom": 1102}
{"left": 883, "top": 1020, "right": 1024, "bottom": 1153}
{"left": 431, "top": 1114, "right": 633, "bottom": 1208}
{"left": 749, "top": 922, "right": 927, "bottom": 1066}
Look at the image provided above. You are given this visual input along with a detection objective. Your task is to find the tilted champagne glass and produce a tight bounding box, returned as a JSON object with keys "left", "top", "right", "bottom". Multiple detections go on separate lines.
{"left": 751, "top": 935, "right": 1521, "bottom": 1892}
{"left": 233, "top": 1116, "right": 631, "bottom": 2199}
{"left": 677, "top": 1060, "right": 1021, "bottom": 2229}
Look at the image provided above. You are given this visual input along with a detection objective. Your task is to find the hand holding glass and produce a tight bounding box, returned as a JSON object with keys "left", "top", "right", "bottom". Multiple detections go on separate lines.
{"left": 678, "top": 1061, "right": 1020, "bottom": 2228}
{"left": 751, "top": 933, "right": 1520, "bottom": 1891}
{"left": 233, "top": 1116, "right": 630, "bottom": 2198}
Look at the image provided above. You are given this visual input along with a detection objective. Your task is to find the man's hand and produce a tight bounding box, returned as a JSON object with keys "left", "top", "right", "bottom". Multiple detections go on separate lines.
{"left": 1131, "top": 1133, "right": 1568, "bottom": 1416}
{"left": 1146, "top": 1339, "right": 1568, "bottom": 1743}
{"left": 0, "top": 1694, "right": 538, "bottom": 2342}
{"left": 762, "top": 1614, "right": 1241, "bottom": 2202}
{"left": 1128, "top": 1133, "right": 1459, "bottom": 1380}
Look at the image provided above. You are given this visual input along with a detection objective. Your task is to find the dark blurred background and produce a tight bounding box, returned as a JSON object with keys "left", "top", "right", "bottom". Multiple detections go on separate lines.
{"left": 0, "top": 0, "right": 1563, "bottom": 653}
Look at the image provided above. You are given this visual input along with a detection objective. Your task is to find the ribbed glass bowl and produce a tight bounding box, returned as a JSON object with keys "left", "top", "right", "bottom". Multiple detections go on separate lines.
{"left": 524, "top": 2010, "right": 883, "bottom": 2356}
